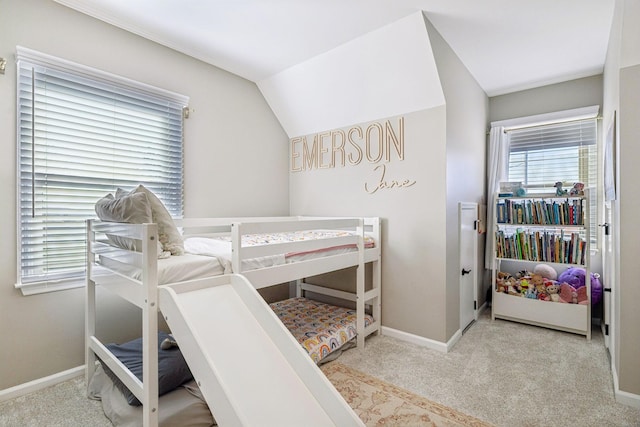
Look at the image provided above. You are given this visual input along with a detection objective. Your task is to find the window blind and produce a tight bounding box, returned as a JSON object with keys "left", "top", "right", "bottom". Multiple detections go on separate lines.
{"left": 16, "top": 48, "right": 187, "bottom": 294}
{"left": 507, "top": 118, "right": 598, "bottom": 243}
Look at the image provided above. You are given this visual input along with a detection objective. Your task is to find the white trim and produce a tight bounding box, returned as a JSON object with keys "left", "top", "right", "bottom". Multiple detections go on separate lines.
{"left": 612, "top": 362, "right": 640, "bottom": 409}
{"left": 491, "top": 105, "right": 600, "bottom": 131}
{"left": 0, "top": 366, "right": 84, "bottom": 403}
{"left": 15, "top": 46, "right": 189, "bottom": 105}
{"left": 381, "top": 326, "right": 462, "bottom": 353}
{"left": 15, "top": 277, "right": 84, "bottom": 296}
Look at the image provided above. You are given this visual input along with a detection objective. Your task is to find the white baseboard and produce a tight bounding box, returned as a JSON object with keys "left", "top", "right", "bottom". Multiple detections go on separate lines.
{"left": 0, "top": 365, "right": 84, "bottom": 403}
{"left": 612, "top": 362, "right": 640, "bottom": 409}
{"left": 381, "top": 326, "right": 461, "bottom": 353}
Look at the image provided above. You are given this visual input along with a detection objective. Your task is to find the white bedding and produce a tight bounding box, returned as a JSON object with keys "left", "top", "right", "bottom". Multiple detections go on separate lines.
{"left": 97, "top": 254, "right": 225, "bottom": 285}
{"left": 184, "top": 231, "right": 374, "bottom": 274}
{"left": 97, "top": 230, "right": 373, "bottom": 284}
{"left": 88, "top": 364, "right": 215, "bottom": 427}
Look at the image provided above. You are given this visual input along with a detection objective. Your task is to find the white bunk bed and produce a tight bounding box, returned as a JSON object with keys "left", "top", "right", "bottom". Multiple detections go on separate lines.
{"left": 86, "top": 215, "right": 381, "bottom": 426}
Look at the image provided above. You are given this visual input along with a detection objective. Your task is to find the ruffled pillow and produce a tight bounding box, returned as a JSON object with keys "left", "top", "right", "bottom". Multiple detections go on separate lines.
{"left": 118, "top": 185, "right": 184, "bottom": 256}
{"left": 94, "top": 191, "right": 168, "bottom": 258}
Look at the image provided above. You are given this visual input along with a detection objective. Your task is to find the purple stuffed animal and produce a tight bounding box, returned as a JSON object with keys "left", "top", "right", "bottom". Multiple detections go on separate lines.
{"left": 557, "top": 267, "right": 602, "bottom": 305}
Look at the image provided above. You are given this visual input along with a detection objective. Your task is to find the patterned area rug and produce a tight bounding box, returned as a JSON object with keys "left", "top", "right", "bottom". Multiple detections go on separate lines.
{"left": 321, "top": 362, "right": 493, "bottom": 427}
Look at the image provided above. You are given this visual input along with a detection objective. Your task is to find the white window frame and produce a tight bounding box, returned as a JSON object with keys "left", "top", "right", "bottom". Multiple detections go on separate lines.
{"left": 15, "top": 46, "right": 188, "bottom": 295}
{"left": 492, "top": 105, "right": 600, "bottom": 250}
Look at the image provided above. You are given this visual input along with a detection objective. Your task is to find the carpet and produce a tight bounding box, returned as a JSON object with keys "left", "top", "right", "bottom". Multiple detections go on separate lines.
{"left": 321, "top": 362, "right": 493, "bottom": 427}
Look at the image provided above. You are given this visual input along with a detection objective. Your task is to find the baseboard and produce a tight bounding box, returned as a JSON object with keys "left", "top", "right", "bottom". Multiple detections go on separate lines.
{"left": 382, "top": 326, "right": 461, "bottom": 353}
{"left": 611, "top": 362, "right": 640, "bottom": 409}
{"left": 0, "top": 365, "right": 84, "bottom": 403}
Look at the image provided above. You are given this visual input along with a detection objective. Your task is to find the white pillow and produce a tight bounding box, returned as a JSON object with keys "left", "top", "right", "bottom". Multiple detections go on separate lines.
{"left": 120, "top": 185, "right": 184, "bottom": 256}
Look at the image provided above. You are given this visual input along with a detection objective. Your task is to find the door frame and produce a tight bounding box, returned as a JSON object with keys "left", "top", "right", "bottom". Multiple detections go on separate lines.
{"left": 459, "top": 202, "right": 479, "bottom": 332}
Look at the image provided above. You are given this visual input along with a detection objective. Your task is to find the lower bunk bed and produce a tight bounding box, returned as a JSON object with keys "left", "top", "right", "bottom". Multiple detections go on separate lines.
{"left": 88, "top": 296, "right": 374, "bottom": 426}
{"left": 86, "top": 200, "right": 381, "bottom": 426}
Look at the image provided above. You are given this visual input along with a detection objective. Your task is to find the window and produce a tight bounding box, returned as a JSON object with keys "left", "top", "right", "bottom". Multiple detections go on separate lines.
{"left": 16, "top": 47, "right": 188, "bottom": 295}
{"left": 506, "top": 116, "right": 598, "bottom": 245}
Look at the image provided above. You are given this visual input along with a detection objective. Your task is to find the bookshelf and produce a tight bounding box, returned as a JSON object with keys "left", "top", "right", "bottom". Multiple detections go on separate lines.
{"left": 491, "top": 191, "right": 591, "bottom": 339}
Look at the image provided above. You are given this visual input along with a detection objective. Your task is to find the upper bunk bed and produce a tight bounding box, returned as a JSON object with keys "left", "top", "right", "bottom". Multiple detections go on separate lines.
{"left": 85, "top": 185, "right": 381, "bottom": 426}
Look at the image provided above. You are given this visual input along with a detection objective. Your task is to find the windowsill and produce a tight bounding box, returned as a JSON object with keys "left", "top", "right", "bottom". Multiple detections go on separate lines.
{"left": 15, "top": 278, "right": 85, "bottom": 296}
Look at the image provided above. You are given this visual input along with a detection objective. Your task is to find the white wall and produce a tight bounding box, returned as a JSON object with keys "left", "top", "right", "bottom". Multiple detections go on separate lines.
{"left": 288, "top": 13, "right": 488, "bottom": 344}
{"left": 258, "top": 11, "right": 445, "bottom": 138}
{"left": 0, "top": 0, "right": 289, "bottom": 389}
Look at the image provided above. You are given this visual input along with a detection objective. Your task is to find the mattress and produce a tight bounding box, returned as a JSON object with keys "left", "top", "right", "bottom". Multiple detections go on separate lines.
{"left": 88, "top": 363, "right": 216, "bottom": 427}
{"left": 184, "top": 230, "right": 375, "bottom": 274}
{"left": 269, "top": 297, "right": 373, "bottom": 364}
{"left": 97, "top": 253, "right": 225, "bottom": 285}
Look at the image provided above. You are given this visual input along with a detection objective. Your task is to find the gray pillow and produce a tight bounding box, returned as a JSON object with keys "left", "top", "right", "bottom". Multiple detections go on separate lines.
{"left": 95, "top": 192, "right": 152, "bottom": 224}
{"left": 120, "top": 185, "right": 184, "bottom": 256}
{"left": 101, "top": 332, "right": 194, "bottom": 406}
{"left": 95, "top": 191, "right": 167, "bottom": 257}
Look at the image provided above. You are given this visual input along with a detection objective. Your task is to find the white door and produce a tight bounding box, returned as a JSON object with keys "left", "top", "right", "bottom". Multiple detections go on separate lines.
{"left": 602, "top": 203, "right": 614, "bottom": 352}
{"left": 459, "top": 203, "right": 478, "bottom": 332}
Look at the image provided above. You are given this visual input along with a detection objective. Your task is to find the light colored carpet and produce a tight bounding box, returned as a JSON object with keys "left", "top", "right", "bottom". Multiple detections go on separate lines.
{"left": 322, "top": 361, "right": 492, "bottom": 426}
{"left": 1, "top": 310, "right": 639, "bottom": 427}
{"left": 0, "top": 376, "right": 111, "bottom": 427}
{"left": 336, "top": 310, "right": 640, "bottom": 427}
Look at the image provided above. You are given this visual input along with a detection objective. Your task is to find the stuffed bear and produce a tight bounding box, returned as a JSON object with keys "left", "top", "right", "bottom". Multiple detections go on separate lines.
{"left": 557, "top": 267, "right": 603, "bottom": 305}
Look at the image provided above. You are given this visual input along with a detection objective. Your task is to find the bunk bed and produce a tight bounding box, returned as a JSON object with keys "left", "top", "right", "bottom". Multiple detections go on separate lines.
{"left": 86, "top": 213, "right": 381, "bottom": 426}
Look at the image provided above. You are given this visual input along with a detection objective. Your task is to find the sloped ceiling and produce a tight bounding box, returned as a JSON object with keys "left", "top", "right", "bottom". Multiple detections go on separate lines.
{"left": 54, "top": 0, "right": 615, "bottom": 97}
{"left": 259, "top": 12, "right": 445, "bottom": 137}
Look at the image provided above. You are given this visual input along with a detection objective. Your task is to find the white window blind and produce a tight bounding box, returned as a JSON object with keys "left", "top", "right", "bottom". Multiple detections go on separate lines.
{"left": 507, "top": 117, "right": 598, "bottom": 243}
{"left": 16, "top": 47, "right": 187, "bottom": 295}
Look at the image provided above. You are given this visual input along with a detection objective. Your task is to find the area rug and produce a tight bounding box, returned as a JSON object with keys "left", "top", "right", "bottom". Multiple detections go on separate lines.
{"left": 321, "top": 362, "right": 493, "bottom": 427}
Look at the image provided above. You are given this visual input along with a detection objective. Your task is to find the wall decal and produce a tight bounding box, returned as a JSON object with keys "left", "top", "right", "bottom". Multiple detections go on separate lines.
{"left": 364, "top": 164, "right": 416, "bottom": 194}
{"left": 290, "top": 116, "right": 416, "bottom": 194}
{"left": 291, "top": 117, "right": 405, "bottom": 172}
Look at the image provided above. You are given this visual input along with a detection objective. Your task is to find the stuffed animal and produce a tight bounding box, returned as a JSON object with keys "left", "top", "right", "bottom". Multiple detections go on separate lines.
{"left": 557, "top": 267, "right": 603, "bottom": 305}
{"left": 546, "top": 283, "right": 560, "bottom": 302}
{"left": 555, "top": 181, "right": 568, "bottom": 196}
{"left": 496, "top": 271, "right": 512, "bottom": 293}
{"left": 525, "top": 285, "right": 538, "bottom": 299}
{"left": 559, "top": 283, "right": 578, "bottom": 304}
{"left": 569, "top": 182, "right": 585, "bottom": 196}
{"left": 506, "top": 277, "right": 519, "bottom": 296}
{"left": 533, "top": 263, "right": 558, "bottom": 281}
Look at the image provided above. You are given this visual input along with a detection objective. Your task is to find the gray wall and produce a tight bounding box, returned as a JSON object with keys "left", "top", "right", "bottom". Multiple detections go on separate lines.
{"left": 0, "top": 0, "right": 289, "bottom": 389}
{"left": 617, "top": 63, "right": 640, "bottom": 398}
{"left": 489, "top": 75, "right": 603, "bottom": 123}
{"left": 606, "top": 0, "right": 640, "bottom": 400}
{"left": 425, "top": 17, "right": 489, "bottom": 340}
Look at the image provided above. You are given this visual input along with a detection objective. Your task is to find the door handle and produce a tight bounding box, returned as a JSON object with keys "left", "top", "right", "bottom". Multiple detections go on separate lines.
{"left": 461, "top": 268, "right": 471, "bottom": 276}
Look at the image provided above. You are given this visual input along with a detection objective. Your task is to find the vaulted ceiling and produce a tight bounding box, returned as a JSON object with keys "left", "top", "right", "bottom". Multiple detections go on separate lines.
{"left": 54, "top": 0, "right": 615, "bottom": 97}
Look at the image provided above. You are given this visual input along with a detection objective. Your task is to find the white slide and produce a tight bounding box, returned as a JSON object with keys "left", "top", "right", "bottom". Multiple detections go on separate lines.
{"left": 158, "top": 274, "right": 364, "bottom": 427}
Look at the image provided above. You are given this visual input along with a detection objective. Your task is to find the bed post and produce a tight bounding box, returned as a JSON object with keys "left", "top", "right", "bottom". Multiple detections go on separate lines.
{"left": 141, "top": 223, "right": 159, "bottom": 427}
{"left": 356, "top": 218, "right": 366, "bottom": 348}
{"left": 85, "top": 220, "right": 97, "bottom": 394}
{"left": 231, "top": 222, "right": 241, "bottom": 275}
{"left": 371, "top": 217, "right": 382, "bottom": 336}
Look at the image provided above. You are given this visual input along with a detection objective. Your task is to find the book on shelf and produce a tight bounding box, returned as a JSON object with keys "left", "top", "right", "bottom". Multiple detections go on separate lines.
{"left": 495, "top": 228, "right": 586, "bottom": 265}
{"left": 495, "top": 197, "right": 584, "bottom": 226}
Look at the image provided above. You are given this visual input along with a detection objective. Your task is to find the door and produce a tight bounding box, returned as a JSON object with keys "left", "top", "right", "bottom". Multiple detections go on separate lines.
{"left": 602, "top": 203, "right": 614, "bottom": 352}
{"left": 459, "top": 203, "right": 478, "bottom": 332}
